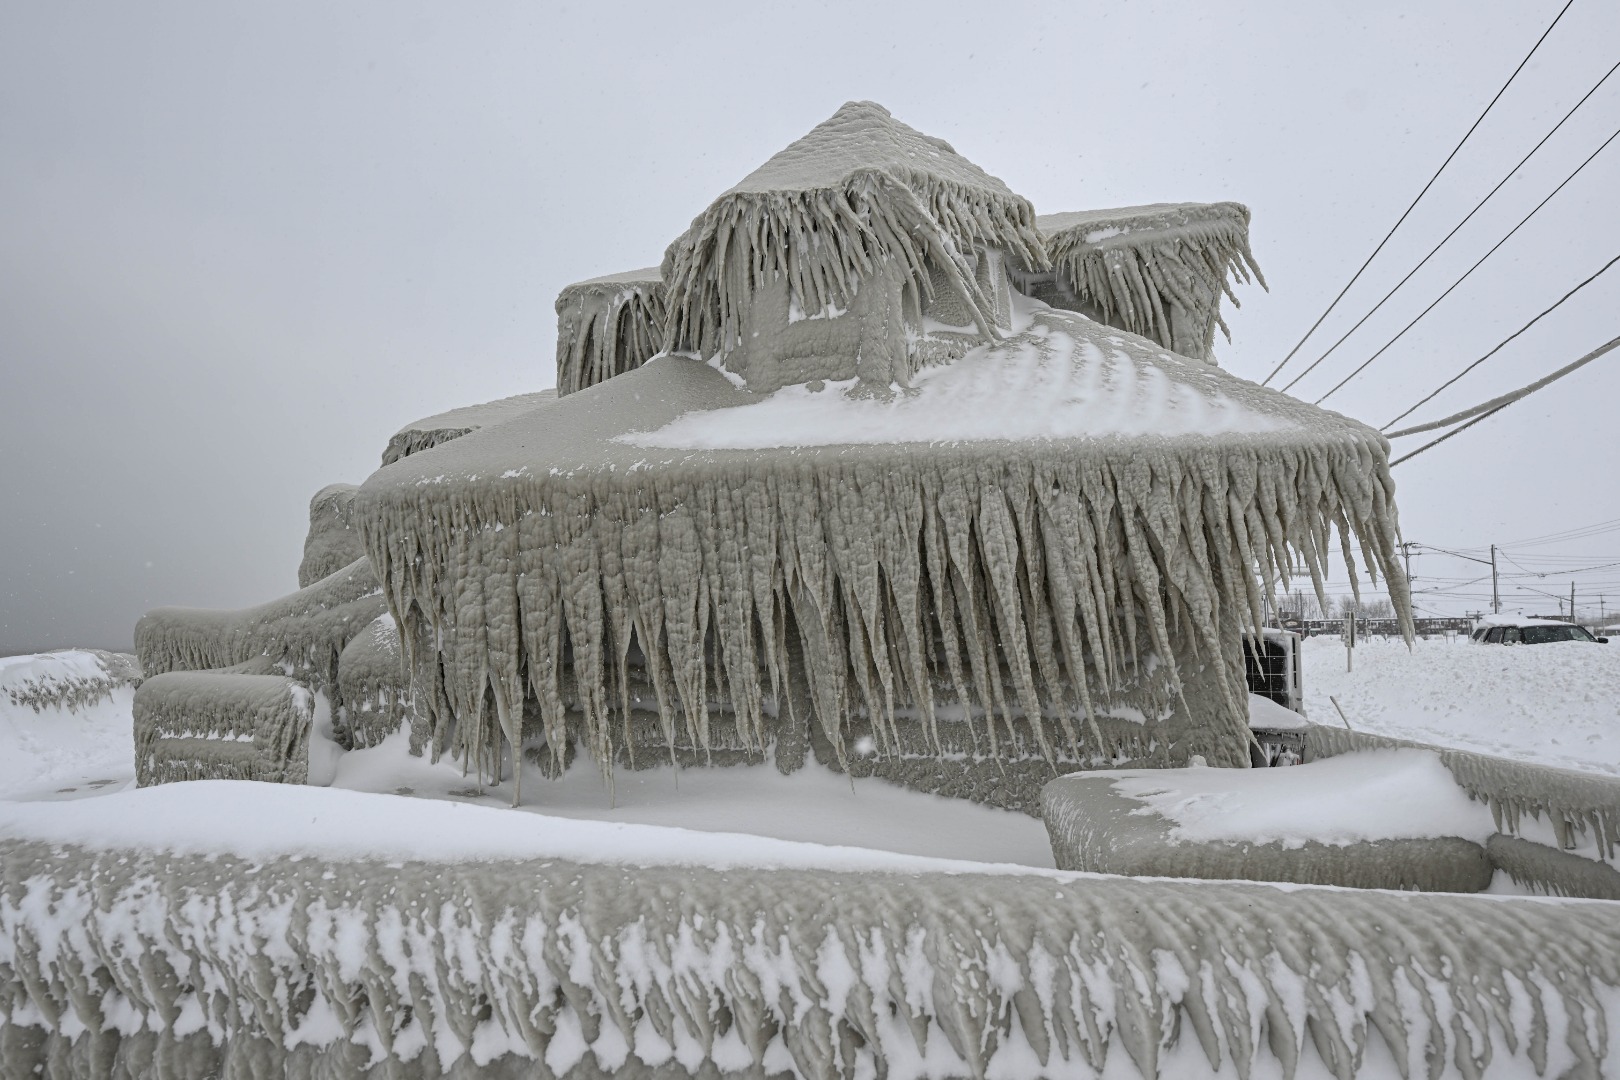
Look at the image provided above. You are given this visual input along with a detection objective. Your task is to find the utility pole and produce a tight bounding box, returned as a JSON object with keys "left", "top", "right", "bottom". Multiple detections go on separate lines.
{"left": 1571, "top": 580, "right": 1576, "bottom": 623}
{"left": 1490, "top": 544, "right": 1500, "bottom": 614}
{"left": 1399, "top": 541, "right": 1417, "bottom": 587}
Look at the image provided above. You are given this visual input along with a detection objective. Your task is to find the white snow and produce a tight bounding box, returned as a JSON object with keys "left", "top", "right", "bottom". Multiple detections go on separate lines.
{"left": 0, "top": 651, "right": 135, "bottom": 799}
{"left": 621, "top": 325, "right": 1293, "bottom": 450}
{"left": 326, "top": 728, "right": 1056, "bottom": 867}
{"left": 1248, "top": 692, "right": 1309, "bottom": 730}
{"left": 1104, "top": 749, "right": 1496, "bottom": 849}
{"left": 3, "top": 636, "right": 1616, "bottom": 872}
{"left": 0, "top": 779, "right": 1062, "bottom": 876}
{"left": 1302, "top": 634, "right": 1620, "bottom": 776}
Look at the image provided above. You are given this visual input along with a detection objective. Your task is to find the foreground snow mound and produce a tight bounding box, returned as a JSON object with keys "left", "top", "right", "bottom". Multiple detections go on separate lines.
{"left": 0, "top": 650, "right": 138, "bottom": 798}
{"left": 1302, "top": 635, "right": 1620, "bottom": 776}
{"left": 3, "top": 798, "right": 1617, "bottom": 1080}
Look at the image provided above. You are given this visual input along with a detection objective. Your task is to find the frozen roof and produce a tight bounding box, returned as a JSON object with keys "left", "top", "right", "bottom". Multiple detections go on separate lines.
{"left": 554, "top": 268, "right": 667, "bottom": 396}
{"left": 1474, "top": 613, "right": 1581, "bottom": 629}
{"left": 722, "top": 100, "right": 1022, "bottom": 201}
{"left": 1038, "top": 202, "right": 1255, "bottom": 248}
{"left": 662, "top": 102, "right": 1046, "bottom": 358}
{"left": 554, "top": 266, "right": 663, "bottom": 294}
{"left": 381, "top": 391, "right": 557, "bottom": 466}
{"left": 1039, "top": 202, "right": 1264, "bottom": 361}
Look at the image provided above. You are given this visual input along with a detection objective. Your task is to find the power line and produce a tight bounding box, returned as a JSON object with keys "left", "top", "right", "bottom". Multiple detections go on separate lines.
{"left": 1284, "top": 58, "right": 1620, "bottom": 397}
{"left": 1387, "top": 331, "right": 1620, "bottom": 439}
{"left": 1503, "top": 518, "right": 1620, "bottom": 547}
{"left": 1389, "top": 402, "right": 1512, "bottom": 467}
{"left": 1382, "top": 252, "right": 1620, "bottom": 430}
{"left": 1306, "top": 124, "right": 1620, "bottom": 402}
{"left": 1258, "top": 0, "right": 1576, "bottom": 387}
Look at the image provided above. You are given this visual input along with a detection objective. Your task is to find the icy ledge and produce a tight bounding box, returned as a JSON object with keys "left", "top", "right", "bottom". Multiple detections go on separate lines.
{"left": 3, "top": 785, "right": 1618, "bottom": 1079}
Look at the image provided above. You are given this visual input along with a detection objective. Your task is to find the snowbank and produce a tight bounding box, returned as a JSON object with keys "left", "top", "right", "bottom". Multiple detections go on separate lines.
{"left": 0, "top": 776, "right": 1056, "bottom": 876}
{"left": 0, "top": 650, "right": 137, "bottom": 799}
{"left": 1302, "top": 635, "right": 1620, "bottom": 776}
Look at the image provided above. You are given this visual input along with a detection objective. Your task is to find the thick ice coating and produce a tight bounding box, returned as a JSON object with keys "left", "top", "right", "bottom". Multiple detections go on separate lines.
{"left": 554, "top": 267, "right": 666, "bottom": 396}
{"left": 381, "top": 391, "right": 558, "bottom": 466}
{"left": 356, "top": 301, "right": 1408, "bottom": 804}
{"left": 661, "top": 100, "right": 1046, "bottom": 390}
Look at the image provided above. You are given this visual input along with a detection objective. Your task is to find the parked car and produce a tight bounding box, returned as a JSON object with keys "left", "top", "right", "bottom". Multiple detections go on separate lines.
{"left": 1470, "top": 616, "right": 1608, "bottom": 645}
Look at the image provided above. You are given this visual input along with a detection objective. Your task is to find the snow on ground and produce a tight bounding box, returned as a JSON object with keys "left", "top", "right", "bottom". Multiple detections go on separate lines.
{"left": 331, "top": 729, "right": 1056, "bottom": 866}
{"left": 0, "top": 779, "right": 1061, "bottom": 876}
{"left": 1105, "top": 749, "right": 1495, "bottom": 848}
{"left": 0, "top": 651, "right": 136, "bottom": 799}
{"left": 3, "top": 637, "right": 1616, "bottom": 871}
{"left": 0, "top": 650, "right": 1055, "bottom": 868}
{"left": 1301, "top": 633, "right": 1620, "bottom": 776}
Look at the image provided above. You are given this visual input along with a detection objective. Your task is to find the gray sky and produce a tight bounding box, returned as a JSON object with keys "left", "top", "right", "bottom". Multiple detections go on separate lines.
{"left": 4, "top": 1, "right": 1618, "bottom": 652}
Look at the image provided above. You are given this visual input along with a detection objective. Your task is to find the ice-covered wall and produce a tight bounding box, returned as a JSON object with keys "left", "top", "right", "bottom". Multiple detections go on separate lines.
{"left": 1035, "top": 203, "right": 1264, "bottom": 362}
{"left": 3, "top": 835, "right": 1616, "bottom": 1079}
{"left": 135, "top": 556, "right": 385, "bottom": 695}
{"left": 1, "top": 649, "right": 140, "bottom": 714}
{"left": 1305, "top": 724, "right": 1620, "bottom": 896}
{"left": 336, "top": 612, "right": 425, "bottom": 752}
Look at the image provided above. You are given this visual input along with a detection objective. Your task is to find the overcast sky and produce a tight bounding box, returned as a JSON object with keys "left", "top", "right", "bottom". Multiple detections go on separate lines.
{"left": 4, "top": 1, "right": 1619, "bottom": 652}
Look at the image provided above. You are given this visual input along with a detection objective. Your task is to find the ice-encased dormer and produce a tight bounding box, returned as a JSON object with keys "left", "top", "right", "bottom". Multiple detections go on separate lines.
{"left": 1012, "top": 202, "right": 1265, "bottom": 363}
{"left": 659, "top": 101, "right": 1045, "bottom": 394}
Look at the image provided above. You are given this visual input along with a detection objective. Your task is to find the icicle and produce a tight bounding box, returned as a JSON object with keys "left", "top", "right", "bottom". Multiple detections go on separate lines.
{"left": 661, "top": 102, "right": 1047, "bottom": 379}
{"left": 352, "top": 303, "right": 1411, "bottom": 809}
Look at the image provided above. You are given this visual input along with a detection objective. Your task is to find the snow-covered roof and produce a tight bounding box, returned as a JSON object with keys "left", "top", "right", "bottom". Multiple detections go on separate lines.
{"left": 556, "top": 266, "right": 663, "bottom": 291}
{"left": 720, "top": 100, "right": 1021, "bottom": 202}
{"left": 381, "top": 391, "right": 557, "bottom": 466}
{"left": 1038, "top": 202, "right": 1254, "bottom": 247}
{"left": 1474, "top": 613, "right": 1577, "bottom": 629}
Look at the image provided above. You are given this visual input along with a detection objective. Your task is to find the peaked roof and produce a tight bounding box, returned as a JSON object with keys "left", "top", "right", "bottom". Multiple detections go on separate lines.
{"left": 662, "top": 102, "right": 1046, "bottom": 362}
{"left": 723, "top": 101, "right": 1021, "bottom": 201}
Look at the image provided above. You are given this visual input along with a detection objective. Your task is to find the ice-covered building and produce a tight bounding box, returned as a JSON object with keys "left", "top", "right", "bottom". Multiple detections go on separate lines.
{"left": 130, "top": 101, "right": 1408, "bottom": 812}
{"left": 11, "top": 100, "right": 1620, "bottom": 1080}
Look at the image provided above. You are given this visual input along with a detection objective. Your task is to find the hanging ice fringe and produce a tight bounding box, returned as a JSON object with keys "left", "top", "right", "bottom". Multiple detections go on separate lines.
{"left": 355, "top": 309, "right": 1412, "bottom": 805}
{"left": 1040, "top": 202, "right": 1266, "bottom": 361}
{"left": 554, "top": 268, "right": 667, "bottom": 395}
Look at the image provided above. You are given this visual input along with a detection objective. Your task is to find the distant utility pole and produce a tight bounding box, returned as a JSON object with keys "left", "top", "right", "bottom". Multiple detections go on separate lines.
{"left": 1399, "top": 541, "right": 1417, "bottom": 586}
{"left": 1571, "top": 581, "right": 1576, "bottom": 623}
{"left": 1491, "top": 544, "right": 1500, "bottom": 614}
